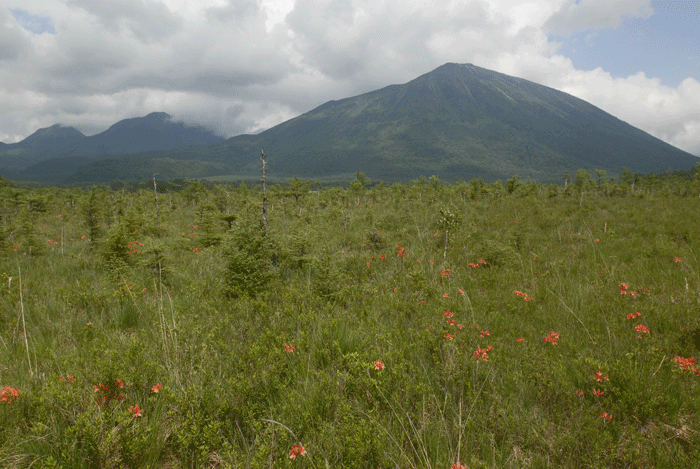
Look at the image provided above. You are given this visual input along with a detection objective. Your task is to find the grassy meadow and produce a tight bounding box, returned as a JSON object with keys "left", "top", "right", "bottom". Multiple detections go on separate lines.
{"left": 1, "top": 171, "right": 699, "bottom": 468}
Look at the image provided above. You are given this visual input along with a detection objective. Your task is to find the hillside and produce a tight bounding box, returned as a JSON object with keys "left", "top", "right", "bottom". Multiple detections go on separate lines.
{"left": 10, "top": 113, "right": 225, "bottom": 182}
{"left": 0, "top": 124, "right": 85, "bottom": 169}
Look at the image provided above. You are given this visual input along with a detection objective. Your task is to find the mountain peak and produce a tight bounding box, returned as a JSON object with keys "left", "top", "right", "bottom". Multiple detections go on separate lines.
{"left": 145, "top": 112, "right": 172, "bottom": 120}
{"left": 20, "top": 124, "right": 85, "bottom": 148}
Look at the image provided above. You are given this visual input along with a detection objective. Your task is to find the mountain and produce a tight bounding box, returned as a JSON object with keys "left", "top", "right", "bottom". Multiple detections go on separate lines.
{"left": 0, "top": 124, "right": 85, "bottom": 169}
{"left": 211, "top": 62, "right": 697, "bottom": 182}
{"left": 13, "top": 63, "right": 700, "bottom": 184}
{"left": 17, "top": 112, "right": 226, "bottom": 181}
{"left": 48, "top": 112, "right": 225, "bottom": 158}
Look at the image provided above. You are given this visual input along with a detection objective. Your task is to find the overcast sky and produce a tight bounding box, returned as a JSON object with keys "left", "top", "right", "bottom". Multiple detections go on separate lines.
{"left": 1, "top": 0, "right": 699, "bottom": 156}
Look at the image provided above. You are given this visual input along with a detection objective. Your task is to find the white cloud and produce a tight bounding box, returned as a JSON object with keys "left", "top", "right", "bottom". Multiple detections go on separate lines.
{"left": 0, "top": 6, "right": 33, "bottom": 61}
{"left": 543, "top": 0, "right": 653, "bottom": 36}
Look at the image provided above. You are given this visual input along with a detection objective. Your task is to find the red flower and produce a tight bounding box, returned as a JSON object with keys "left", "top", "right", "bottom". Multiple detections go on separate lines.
{"left": 575, "top": 390, "right": 584, "bottom": 397}
{"left": 674, "top": 356, "right": 698, "bottom": 373}
{"left": 128, "top": 404, "right": 142, "bottom": 417}
{"left": 151, "top": 383, "right": 162, "bottom": 393}
{"left": 444, "top": 333, "right": 454, "bottom": 340}
{"left": 289, "top": 444, "right": 307, "bottom": 459}
{"left": 516, "top": 337, "right": 525, "bottom": 343}
{"left": 626, "top": 312, "right": 641, "bottom": 319}
{"left": 443, "top": 293, "right": 449, "bottom": 297}
{"left": 374, "top": 360, "right": 385, "bottom": 370}
{"left": 593, "top": 389, "right": 604, "bottom": 396}
{"left": 674, "top": 257, "right": 682, "bottom": 263}
{"left": 635, "top": 324, "right": 649, "bottom": 334}
{"left": 543, "top": 332, "right": 559, "bottom": 345}
{"left": 451, "top": 462, "right": 468, "bottom": 469}
{"left": 480, "top": 330, "right": 490, "bottom": 338}
{"left": 600, "top": 412, "right": 612, "bottom": 422}
{"left": 458, "top": 289, "right": 465, "bottom": 295}
{"left": 0, "top": 386, "right": 20, "bottom": 402}
{"left": 594, "top": 371, "right": 609, "bottom": 382}
{"left": 473, "top": 348, "right": 488, "bottom": 362}
{"left": 443, "top": 311, "right": 454, "bottom": 318}
{"left": 284, "top": 344, "right": 295, "bottom": 353}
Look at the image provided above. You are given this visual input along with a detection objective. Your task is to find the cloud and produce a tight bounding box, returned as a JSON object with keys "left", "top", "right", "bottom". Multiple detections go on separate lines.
{"left": 543, "top": 0, "right": 653, "bottom": 36}
{"left": 0, "top": 7, "right": 33, "bottom": 61}
{"left": 65, "top": 0, "right": 182, "bottom": 42}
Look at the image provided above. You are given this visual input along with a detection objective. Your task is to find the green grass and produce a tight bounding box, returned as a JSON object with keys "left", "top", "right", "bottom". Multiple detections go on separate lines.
{"left": 1, "top": 175, "right": 699, "bottom": 468}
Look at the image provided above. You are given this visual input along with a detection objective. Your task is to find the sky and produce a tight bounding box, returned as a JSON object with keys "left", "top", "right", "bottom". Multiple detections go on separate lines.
{"left": 1, "top": 0, "right": 699, "bottom": 157}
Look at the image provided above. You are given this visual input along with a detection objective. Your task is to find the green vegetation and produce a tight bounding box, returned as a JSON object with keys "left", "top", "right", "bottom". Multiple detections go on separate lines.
{"left": 1, "top": 170, "right": 700, "bottom": 468}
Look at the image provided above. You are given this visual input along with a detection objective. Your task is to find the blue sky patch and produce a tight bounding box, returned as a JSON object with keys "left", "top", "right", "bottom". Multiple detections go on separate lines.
{"left": 548, "top": 0, "right": 699, "bottom": 88}
{"left": 10, "top": 8, "right": 57, "bottom": 35}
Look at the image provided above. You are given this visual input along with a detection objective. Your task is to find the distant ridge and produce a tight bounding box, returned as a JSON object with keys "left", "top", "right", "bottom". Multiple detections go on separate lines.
{"left": 13, "top": 113, "right": 225, "bottom": 181}
{"left": 0, "top": 124, "right": 85, "bottom": 170}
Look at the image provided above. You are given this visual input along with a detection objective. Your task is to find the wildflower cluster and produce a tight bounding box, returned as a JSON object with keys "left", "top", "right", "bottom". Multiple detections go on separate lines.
{"left": 468, "top": 259, "right": 487, "bottom": 268}
{"left": 442, "top": 311, "right": 465, "bottom": 339}
{"left": 626, "top": 311, "right": 641, "bottom": 320}
{"left": 619, "top": 282, "right": 635, "bottom": 296}
{"left": 126, "top": 240, "right": 145, "bottom": 255}
{"left": 543, "top": 331, "right": 559, "bottom": 345}
{"left": 441, "top": 268, "right": 450, "bottom": 278}
{"left": 93, "top": 378, "right": 126, "bottom": 406}
{"left": 289, "top": 444, "right": 307, "bottom": 459}
{"left": 674, "top": 356, "right": 700, "bottom": 376}
{"left": 128, "top": 404, "right": 142, "bottom": 417}
{"left": 374, "top": 360, "right": 385, "bottom": 370}
{"left": 635, "top": 324, "right": 649, "bottom": 338}
{"left": 472, "top": 346, "right": 493, "bottom": 362}
{"left": 513, "top": 290, "right": 533, "bottom": 301}
{"left": 1, "top": 386, "right": 20, "bottom": 402}
{"left": 395, "top": 243, "right": 410, "bottom": 259}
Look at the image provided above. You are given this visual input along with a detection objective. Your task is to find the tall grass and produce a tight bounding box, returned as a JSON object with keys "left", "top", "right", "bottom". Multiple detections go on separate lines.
{"left": 0, "top": 175, "right": 699, "bottom": 468}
